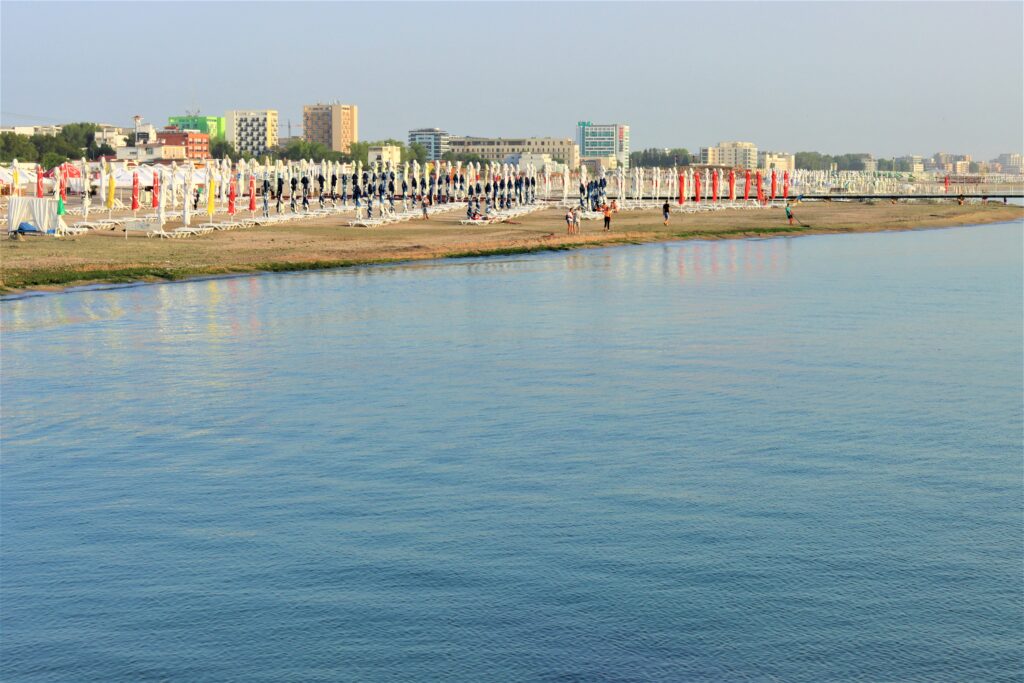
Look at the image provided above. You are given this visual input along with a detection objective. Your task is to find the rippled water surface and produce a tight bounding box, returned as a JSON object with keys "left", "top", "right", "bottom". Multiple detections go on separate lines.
{"left": 2, "top": 223, "right": 1022, "bottom": 682}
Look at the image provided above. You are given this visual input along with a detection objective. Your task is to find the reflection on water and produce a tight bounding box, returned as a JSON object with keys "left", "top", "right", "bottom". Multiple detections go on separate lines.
{"left": 2, "top": 224, "right": 1022, "bottom": 683}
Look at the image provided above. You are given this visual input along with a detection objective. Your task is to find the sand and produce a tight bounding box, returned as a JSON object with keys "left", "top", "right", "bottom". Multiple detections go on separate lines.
{"left": 2, "top": 200, "right": 1022, "bottom": 293}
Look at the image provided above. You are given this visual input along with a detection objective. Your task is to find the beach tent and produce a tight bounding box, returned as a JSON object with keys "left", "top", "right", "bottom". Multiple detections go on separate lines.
{"left": 7, "top": 197, "right": 68, "bottom": 235}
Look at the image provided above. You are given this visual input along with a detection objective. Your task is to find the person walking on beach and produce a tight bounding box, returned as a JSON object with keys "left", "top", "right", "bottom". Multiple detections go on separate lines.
{"left": 785, "top": 202, "right": 795, "bottom": 225}
{"left": 602, "top": 203, "right": 612, "bottom": 231}
{"left": 662, "top": 200, "right": 671, "bottom": 226}
{"left": 421, "top": 196, "right": 430, "bottom": 220}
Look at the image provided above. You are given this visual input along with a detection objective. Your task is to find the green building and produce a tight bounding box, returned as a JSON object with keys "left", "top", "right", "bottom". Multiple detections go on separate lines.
{"left": 167, "top": 115, "right": 226, "bottom": 140}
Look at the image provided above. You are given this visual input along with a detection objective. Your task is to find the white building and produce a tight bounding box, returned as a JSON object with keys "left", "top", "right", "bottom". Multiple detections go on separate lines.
{"left": 368, "top": 145, "right": 402, "bottom": 167}
{"left": 758, "top": 151, "right": 795, "bottom": 172}
{"left": 408, "top": 128, "right": 450, "bottom": 161}
{"left": 225, "top": 109, "right": 279, "bottom": 156}
{"left": 115, "top": 144, "right": 186, "bottom": 162}
{"left": 576, "top": 121, "right": 630, "bottom": 168}
{"left": 0, "top": 125, "right": 63, "bottom": 137}
{"left": 701, "top": 141, "right": 759, "bottom": 169}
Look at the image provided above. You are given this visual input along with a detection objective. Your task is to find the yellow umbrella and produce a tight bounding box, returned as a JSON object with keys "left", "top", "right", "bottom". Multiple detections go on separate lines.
{"left": 11, "top": 161, "right": 19, "bottom": 196}
{"left": 207, "top": 169, "right": 216, "bottom": 217}
{"left": 106, "top": 164, "right": 116, "bottom": 210}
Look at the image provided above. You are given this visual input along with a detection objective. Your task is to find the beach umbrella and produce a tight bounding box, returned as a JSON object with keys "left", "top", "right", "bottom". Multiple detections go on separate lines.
{"left": 693, "top": 172, "right": 701, "bottom": 203}
{"left": 131, "top": 171, "right": 140, "bottom": 212}
{"left": 183, "top": 164, "right": 193, "bottom": 226}
{"left": 756, "top": 171, "right": 763, "bottom": 202}
{"left": 11, "top": 160, "right": 20, "bottom": 197}
{"left": 783, "top": 171, "right": 789, "bottom": 199}
{"left": 744, "top": 170, "right": 751, "bottom": 200}
{"left": 106, "top": 163, "right": 116, "bottom": 215}
{"left": 158, "top": 167, "right": 167, "bottom": 228}
{"left": 152, "top": 170, "right": 160, "bottom": 209}
{"left": 712, "top": 170, "right": 719, "bottom": 202}
{"left": 81, "top": 158, "right": 91, "bottom": 220}
{"left": 678, "top": 173, "right": 685, "bottom": 204}
{"left": 729, "top": 170, "right": 736, "bottom": 201}
{"left": 36, "top": 165, "right": 43, "bottom": 197}
{"left": 228, "top": 175, "right": 236, "bottom": 215}
{"left": 249, "top": 174, "right": 256, "bottom": 215}
{"left": 770, "top": 170, "right": 777, "bottom": 200}
{"left": 207, "top": 168, "right": 216, "bottom": 218}
{"left": 944, "top": 174, "right": 950, "bottom": 193}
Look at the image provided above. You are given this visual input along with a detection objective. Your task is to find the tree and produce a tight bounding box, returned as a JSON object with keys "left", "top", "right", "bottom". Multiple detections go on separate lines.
{"left": 442, "top": 151, "right": 488, "bottom": 165}
{"left": 406, "top": 142, "right": 428, "bottom": 165}
{"left": 0, "top": 132, "right": 39, "bottom": 162}
{"left": 629, "top": 148, "right": 691, "bottom": 168}
{"left": 58, "top": 122, "right": 99, "bottom": 149}
{"left": 89, "top": 144, "right": 115, "bottom": 160}
{"left": 42, "top": 151, "right": 67, "bottom": 169}
{"left": 274, "top": 139, "right": 349, "bottom": 162}
{"left": 211, "top": 139, "right": 248, "bottom": 160}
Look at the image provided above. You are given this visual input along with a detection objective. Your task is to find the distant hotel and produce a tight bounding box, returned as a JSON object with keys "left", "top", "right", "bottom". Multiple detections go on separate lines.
{"left": 225, "top": 109, "right": 278, "bottom": 156}
{"left": 408, "top": 128, "right": 450, "bottom": 161}
{"left": 700, "top": 141, "right": 759, "bottom": 169}
{"left": 448, "top": 136, "right": 580, "bottom": 168}
{"left": 303, "top": 102, "right": 358, "bottom": 153}
{"left": 577, "top": 121, "right": 630, "bottom": 169}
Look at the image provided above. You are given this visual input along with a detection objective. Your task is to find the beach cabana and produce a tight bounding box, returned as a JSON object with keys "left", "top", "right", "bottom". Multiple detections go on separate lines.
{"left": 7, "top": 197, "right": 68, "bottom": 235}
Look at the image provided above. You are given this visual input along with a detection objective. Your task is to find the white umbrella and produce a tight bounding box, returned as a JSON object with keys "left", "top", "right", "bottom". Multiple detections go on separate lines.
{"left": 183, "top": 163, "right": 193, "bottom": 227}
{"left": 81, "top": 157, "right": 91, "bottom": 220}
{"left": 158, "top": 166, "right": 167, "bottom": 228}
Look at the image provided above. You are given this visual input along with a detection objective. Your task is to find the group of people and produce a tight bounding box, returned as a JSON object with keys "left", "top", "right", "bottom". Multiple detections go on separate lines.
{"left": 564, "top": 199, "right": 619, "bottom": 234}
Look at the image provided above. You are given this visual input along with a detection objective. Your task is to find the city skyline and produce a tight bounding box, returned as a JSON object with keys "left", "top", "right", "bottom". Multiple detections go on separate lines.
{"left": 2, "top": 2, "right": 1022, "bottom": 160}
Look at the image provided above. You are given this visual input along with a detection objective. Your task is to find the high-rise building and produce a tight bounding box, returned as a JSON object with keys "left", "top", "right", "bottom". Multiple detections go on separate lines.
{"left": 408, "top": 128, "right": 450, "bottom": 161}
{"left": 996, "top": 152, "right": 1023, "bottom": 173}
{"left": 448, "top": 136, "right": 579, "bottom": 168}
{"left": 700, "top": 141, "right": 759, "bottom": 169}
{"left": 167, "top": 115, "right": 225, "bottom": 140}
{"left": 224, "top": 110, "right": 278, "bottom": 156}
{"left": 576, "top": 121, "right": 630, "bottom": 168}
{"left": 302, "top": 102, "right": 358, "bottom": 153}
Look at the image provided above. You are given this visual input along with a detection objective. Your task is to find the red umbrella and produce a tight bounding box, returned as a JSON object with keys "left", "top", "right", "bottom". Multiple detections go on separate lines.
{"left": 228, "top": 176, "right": 236, "bottom": 215}
{"left": 744, "top": 170, "right": 750, "bottom": 200}
{"left": 783, "top": 171, "right": 789, "bottom": 199}
{"left": 694, "top": 172, "right": 701, "bottom": 203}
{"left": 59, "top": 170, "right": 67, "bottom": 202}
{"left": 756, "top": 171, "right": 763, "bottom": 202}
{"left": 249, "top": 175, "right": 256, "bottom": 213}
{"left": 729, "top": 170, "right": 736, "bottom": 200}
{"left": 770, "top": 170, "right": 777, "bottom": 200}
{"left": 152, "top": 171, "right": 160, "bottom": 209}
{"left": 131, "top": 171, "right": 140, "bottom": 211}
{"left": 712, "top": 170, "right": 719, "bottom": 202}
{"left": 944, "top": 175, "right": 950, "bottom": 193}
{"left": 36, "top": 165, "right": 43, "bottom": 197}
{"left": 678, "top": 173, "right": 686, "bottom": 204}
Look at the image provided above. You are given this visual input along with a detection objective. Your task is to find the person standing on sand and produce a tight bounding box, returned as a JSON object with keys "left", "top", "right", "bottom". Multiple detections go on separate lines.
{"left": 421, "top": 196, "right": 430, "bottom": 220}
{"left": 602, "top": 203, "right": 612, "bottom": 231}
{"left": 785, "top": 202, "right": 795, "bottom": 225}
{"left": 572, "top": 206, "right": 582, "bottom": 235}
{"left": 565, "top": 208, "right": 574, "bottom": 235}
{"left": 662, "top": 200, "right": 671, "bottom": 226}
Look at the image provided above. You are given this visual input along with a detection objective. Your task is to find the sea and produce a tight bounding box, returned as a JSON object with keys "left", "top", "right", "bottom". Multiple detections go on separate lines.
{"left": 2, "top": 222, "right": 1021, "bottom": 682}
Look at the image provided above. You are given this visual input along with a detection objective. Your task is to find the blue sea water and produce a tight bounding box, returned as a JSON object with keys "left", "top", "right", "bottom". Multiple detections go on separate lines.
{"left": 2, "top": 222, "right": 1022, "bottom": 682}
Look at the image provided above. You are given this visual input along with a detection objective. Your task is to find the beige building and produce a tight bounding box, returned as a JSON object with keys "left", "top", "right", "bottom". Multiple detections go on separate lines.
{"left": 581, "top": 156, "right": 618, "bottom": 173}
{"left": 224, "top": 109, "right": 278, "bottom": 156}
{"left": 303, "top": 103, "right": 358, "bottom": 153}
{"left": 758, "top": 151, "right": 795, "bottom": 172}
{"left": 115, "top": 144, "right": 186, "bottom": 162}
{"left": 701, "top": 141, "right": 759, "bottom": 169}
{"left": 368, "top": 145, "right": 401, "bottom": 167}
{"left": 449, "top": 136, "right": 579, "bottom": 169}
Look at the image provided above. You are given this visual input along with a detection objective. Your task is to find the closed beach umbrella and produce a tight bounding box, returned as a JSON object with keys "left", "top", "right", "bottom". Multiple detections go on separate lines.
{"left": 756, "top": 171, "right": 763, "bottom": 202}
{"left": 106, "top": 164, "right": 116, "bottom": 211}
{"left": 770, "top": 170, "right": 777, "bottom": 200}
{"left": 249, "top": 175, "right": 256, "bottom": 214}
{"left": 678, "top": 173, "right": 685, "bottom": 204}
{"left": 694, "top": 172, "right": 701, "bottom": 203}
{"left": 11, "top": 160, "right": 20, "bottom": 196}
{"left": 131, "top": 171, "right": 140, "bottom": 211}
{"left": 158, "top": 167, "right": 167, "bottom": 228}
{"left": 207, "top": 170, "right": 216, "bottom": 217}
{"left": 729, "top": 170, "right": 736, "bottom": 200}
{"left": 944, "top": 174, "right": 950, "bottom": 193}
{"left": 712, "top": 170, "right": 719, "bottom": 202}
{"left": 36, "top": 165, "right": 43, "bottom": 197}
{"left": 152, "top": 170, "right": 160, "bottom": 209}
{"left": 183, "top": 164, "right": 193, "bottom": 226}
{"left": 81, "top": 157, "right": 91, "bottom": 220}
{"left": 228, "top": 175, "right": 236, "bottom": 215}
{"left": 783, "top": 171, "right": 789, "bottom": 199}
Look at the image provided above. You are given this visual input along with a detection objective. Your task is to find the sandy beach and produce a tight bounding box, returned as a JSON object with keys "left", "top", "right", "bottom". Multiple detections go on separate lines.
{"left": 2, "top": 200, "right": 1021, "bottom": 293}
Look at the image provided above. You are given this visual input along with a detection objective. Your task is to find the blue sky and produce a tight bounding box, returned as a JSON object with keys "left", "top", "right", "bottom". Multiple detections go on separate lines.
{"left": 2, "top": 1, "right": 1021, "bottom": 158}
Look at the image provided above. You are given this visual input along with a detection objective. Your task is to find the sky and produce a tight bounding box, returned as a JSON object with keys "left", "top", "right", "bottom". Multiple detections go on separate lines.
{"left": 2, "top": 1, "right": 1022, "bottom": 159}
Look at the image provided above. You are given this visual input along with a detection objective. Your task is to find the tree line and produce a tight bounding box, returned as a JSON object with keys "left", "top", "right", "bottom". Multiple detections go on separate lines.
{"left": 0, "top": 123, "right": 115, "bottom": 169}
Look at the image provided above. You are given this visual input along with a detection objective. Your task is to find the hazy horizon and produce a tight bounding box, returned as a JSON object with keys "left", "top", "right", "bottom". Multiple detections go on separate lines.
{"left": 2, "top": 1, "right": 1022, "bottom": 160}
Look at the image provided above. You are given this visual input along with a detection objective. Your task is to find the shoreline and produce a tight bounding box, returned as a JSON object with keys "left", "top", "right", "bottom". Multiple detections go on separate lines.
{"left": 2, "top": 202, "right": 1021, "bottom": 296}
